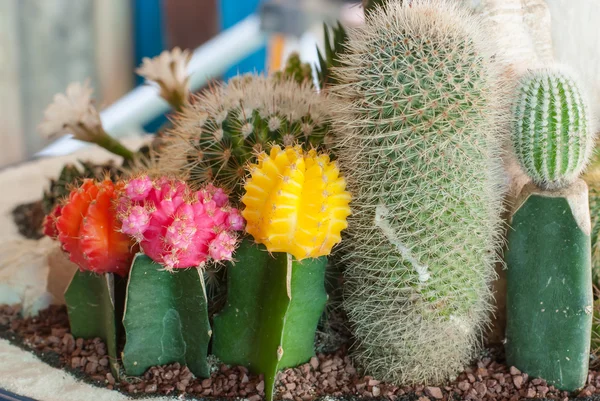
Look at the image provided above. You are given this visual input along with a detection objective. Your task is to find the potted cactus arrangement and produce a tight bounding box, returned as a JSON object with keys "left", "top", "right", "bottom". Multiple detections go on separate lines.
{"left": 3, "top": 0, "right": 600, "bottom": 400}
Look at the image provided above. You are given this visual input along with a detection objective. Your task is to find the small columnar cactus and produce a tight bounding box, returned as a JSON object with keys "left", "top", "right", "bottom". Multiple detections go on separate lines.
{"left": 117, "top": 175, "right": 243, "bottom": 269}
{"left": 506, "top": 68, "right": 595, "bottom": 391}
{"left": 512, "top": 69, "right": 593, "bottom": 189}
{"left": 158, "top": 74, "right": 332, "bottom": 194}
{"left": 242, "top": 145, "right": 351, "bottom": 260}
{"left": 50, "top": 178, "right": 137, "bottom": 276}
{"left": 330, "top": 0, "right": 506, "bottom": 384}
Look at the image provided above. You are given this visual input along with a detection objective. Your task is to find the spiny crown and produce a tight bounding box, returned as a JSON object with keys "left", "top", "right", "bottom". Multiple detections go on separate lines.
{"left": 242, "top": 145, "right": 351, "bottom": 260}
{"left": 159, "top": 74, "right": 332, "bottom": 195}
{"left": 513, "top": 68, "right": 593, "bottom": 189}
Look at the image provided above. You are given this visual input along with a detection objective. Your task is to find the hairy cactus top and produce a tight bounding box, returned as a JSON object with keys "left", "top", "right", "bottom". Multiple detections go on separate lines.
{"left": 50, "top": 179, "right": 137, "bottom": 276}
{"left": 242, "top": 145, "right": 351, "bottom": 260}
{"left": 117, "top": 175, "right": 243, "bottom": 269}
{"left": 158, "top": 74, "right": 332, "bottom": 195}
{"left": 330, "top": 0, "right": 506, "bottom": 384}
{"left": 512, "top": 68, "right": 593, "bottom": 189}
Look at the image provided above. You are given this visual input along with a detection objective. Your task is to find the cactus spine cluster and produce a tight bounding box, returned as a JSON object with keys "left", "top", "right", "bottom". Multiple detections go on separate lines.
{"left": 330, "top": 0, "right": 506, "bottom": 384}
{"left": 512, "top": 69, "right": 593, "bottom": 189}
{"left": 159, "top": 75, "right": 332, "bottom": 194}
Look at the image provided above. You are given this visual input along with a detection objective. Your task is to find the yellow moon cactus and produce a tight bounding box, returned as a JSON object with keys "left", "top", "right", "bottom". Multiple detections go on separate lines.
{"left": 241, "top": 145, "right": 351, "bottom": 260}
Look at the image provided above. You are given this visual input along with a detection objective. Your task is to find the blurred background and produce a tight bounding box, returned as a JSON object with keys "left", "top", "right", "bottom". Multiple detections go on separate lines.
{"left": 0, "top": 0, "right": 363, "bottom": 167}
{"left": 0, "top": 0, "right": 598, "bottom": 168}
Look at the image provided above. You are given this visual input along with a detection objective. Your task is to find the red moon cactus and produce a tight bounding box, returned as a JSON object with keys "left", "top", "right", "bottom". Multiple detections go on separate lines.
{"left": 54, "top": 178, "right": 137, "bottom": 276}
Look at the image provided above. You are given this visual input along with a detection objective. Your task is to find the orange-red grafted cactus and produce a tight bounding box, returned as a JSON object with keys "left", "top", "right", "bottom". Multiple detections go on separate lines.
{"left": 54, "top": 178, "right": 137, "bottom": 276}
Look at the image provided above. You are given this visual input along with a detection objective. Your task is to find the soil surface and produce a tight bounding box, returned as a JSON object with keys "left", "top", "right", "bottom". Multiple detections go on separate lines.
{"left": 3, "top": 305, "right": 600, "bottom": 401}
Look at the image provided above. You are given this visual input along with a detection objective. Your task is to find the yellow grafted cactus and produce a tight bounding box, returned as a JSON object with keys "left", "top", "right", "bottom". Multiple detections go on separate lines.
{"left": 242, "top": 145, "right": 351, "bottom": 260}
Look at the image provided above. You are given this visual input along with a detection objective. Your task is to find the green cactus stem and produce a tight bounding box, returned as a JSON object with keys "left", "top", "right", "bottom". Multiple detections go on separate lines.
{"left": 122, "top": 254, "right": 211, "bottom": 377}
{"left": 212, "top": 239, "right": 328, "bottom": 401}
{"left": 512, "top": 69, "right": 592, "bottom": 190}
{"left": 64, "top": 270, "right": 125, "bottom": 379}
{"left": 505, "top": 180, "right": 593, "bottom": 391}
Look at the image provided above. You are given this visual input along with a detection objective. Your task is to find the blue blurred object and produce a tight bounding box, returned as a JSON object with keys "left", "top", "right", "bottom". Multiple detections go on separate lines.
{"left": 133, "top": 0, "right": 167, "bottom": 132}
{"left": 0, "top": 388, "right": 37, "bottom": 401}
{"left": 133, "top": 0, "right": 166, "bottom": 85}
{"left": 220, "top": 0, "right": 266, "bottom": 78}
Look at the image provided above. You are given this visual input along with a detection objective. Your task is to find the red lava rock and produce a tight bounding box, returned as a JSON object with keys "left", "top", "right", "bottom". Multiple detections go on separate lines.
{"left": 0, "top": 304, "right": 592, "bottom": 401}
{"left": 513, "top": 374, "right": 524, "bottom": 389}
{"left": 425, "top": 386, "right": 443, "bottom": 399}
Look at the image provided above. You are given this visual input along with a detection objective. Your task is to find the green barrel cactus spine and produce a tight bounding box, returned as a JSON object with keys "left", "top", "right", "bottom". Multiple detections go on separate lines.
{"left": 513, "top": 69, "right": 593, "bottom": 190}
{"left": 330, "top": 0, "right": 506, "bottom": 384}
{"left": 159, "top": 74, "right": 332, "bottom": 195}
{"left": 505, "top": 181, "right": 593, "bottom": 391}
{"left": 212, "top": 239, "right": 328, "bottom": 401}
{"left": 64, "top": 270, "right": 125, "bottom": 378}
{"left": 122, "top": 254, "right": 211, "bottom": 377}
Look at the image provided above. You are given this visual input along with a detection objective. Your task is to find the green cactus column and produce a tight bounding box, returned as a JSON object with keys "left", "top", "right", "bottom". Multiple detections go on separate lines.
{"left": 505, "top": 180, "right": 593, "bottom": 391}
{"left": 212, "top": 239, "right": 328, "bottom": 401}
{"left": 64, "top": 270, "right": 125, "bottom": 378}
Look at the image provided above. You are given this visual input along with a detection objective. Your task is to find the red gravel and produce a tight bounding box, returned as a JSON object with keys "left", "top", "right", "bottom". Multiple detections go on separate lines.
{"left": 0, "top": 304, "right": 597, "bottom": 400}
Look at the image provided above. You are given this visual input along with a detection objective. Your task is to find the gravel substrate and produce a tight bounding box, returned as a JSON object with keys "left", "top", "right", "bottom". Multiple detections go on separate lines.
{"left": 2, "top": 304, "right": 600, "bottom": 401}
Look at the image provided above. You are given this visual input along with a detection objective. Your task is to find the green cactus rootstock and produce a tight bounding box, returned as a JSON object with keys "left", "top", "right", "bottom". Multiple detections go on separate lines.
{"left": 512, "top": 69, "right": 592, "bottom": 190}
{"left": 159, "top": 74, "right": 332, "bottom": 195}
{"left": 329, "top": 0, "right": 506, "bottom": 384}
{"left": 212, "top": 239, "right": 328, "bottom": 401}
{"left": 64, "top": 270, "right": 125, "bottom": 378}
{"left": 505, "top": 181, "right": 593, "bottom": 391}
{"left": 586, "top": 171, "right": 600, "bottom": 284}
{"left": 122, "top": 254, "right": 211, "bottom": 377}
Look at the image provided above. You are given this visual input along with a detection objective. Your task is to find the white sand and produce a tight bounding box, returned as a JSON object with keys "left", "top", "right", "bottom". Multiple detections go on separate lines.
{"left": 0, "top": 338, "right": 184, "bottom": 401}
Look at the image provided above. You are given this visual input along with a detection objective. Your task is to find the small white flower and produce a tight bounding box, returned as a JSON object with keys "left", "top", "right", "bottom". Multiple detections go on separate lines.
{"left": 136, "top": 47, "right": 192, "bottom": 108}
{"left": 38, "top": 81, "right": 103, "bottom": 141}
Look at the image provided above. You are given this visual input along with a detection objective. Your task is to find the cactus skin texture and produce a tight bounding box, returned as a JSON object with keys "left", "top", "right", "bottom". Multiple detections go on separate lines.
{"left": 54, "top": 178, "right": 137, "bottom": 276}
{"left": 158, "top": 75, "right": 332, "bottom": 195}
{"left": 505, "top": 181, "right": 593, "bottom": 391}
{"left": 212, "top": 240, "right": 328, "bottom": 401}
{"left": 329, "top": 0, "right": 506, "bottom": 384}
{"left": 242, "top": 145, "right": 351, "bottom": 260}
{"left": 585, "top": 170, "right": 600, "bottom": 284}
{"left": 512, "top": 69, "right": 593, "bottom": 190}
{"left": 213, "top": 145, "right": 350, "bottom": 400}
{"left": 117, "top": 175, "right": 243, "bottom": 270}
{"left": 64, "top": 270, "right": 126, "bottom": 379}
{"left": 122, "top": 254, "right": 211, "bottom": 378}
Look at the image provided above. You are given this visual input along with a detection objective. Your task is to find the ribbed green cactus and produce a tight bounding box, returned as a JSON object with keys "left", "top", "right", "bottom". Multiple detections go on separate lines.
{"left": 506, "top": 68, "right": 595, "bottom": 391}
{"left": 330, "top": 0, "right": 506, "bottom": 384}
{"left": 159, "top": 74, "right": 332, "bottom": 195}
{"left": 512, "top": 69, "right": 593, "bottom": 190}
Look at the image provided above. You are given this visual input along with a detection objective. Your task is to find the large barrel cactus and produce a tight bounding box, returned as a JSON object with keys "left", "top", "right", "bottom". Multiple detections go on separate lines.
{"left": 330, "top": 0, "right": 506, "bottom": 384}
{"left": 159, "top": 74, "right": 331, "bottom": 195}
